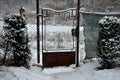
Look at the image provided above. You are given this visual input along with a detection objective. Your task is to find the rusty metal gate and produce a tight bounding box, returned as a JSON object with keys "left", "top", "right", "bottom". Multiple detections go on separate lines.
{"left": 36, "top": 0, "right": 80, "bottom": 67}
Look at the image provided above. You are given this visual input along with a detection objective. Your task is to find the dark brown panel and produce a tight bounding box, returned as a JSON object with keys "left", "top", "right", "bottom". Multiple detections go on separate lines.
{"left": 43, "top": 51, "right": 75, "bottom": 67}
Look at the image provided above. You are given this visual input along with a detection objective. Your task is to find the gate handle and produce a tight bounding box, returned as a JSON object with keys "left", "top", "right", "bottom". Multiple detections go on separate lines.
{"left": 71, "top": 28, "right": 77, "bottom": 37}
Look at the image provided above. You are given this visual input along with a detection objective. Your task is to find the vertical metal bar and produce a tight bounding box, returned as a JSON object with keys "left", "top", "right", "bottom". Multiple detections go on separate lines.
{"left": 76, "top": 0, "right": 80, "bottom": 67}
{"left": 72, "top": 17, "right": 75, "bottom": 50}
{"left": 41, "top": 8, "right": 44, "bottom": 61}
{"left": 44, "top": 17, "right": 47, "bottom": 51}
{"left": 36, "top": 0, "right": 40, "bottom": 63}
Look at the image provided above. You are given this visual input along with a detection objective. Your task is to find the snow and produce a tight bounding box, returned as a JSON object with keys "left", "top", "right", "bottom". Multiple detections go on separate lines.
{"left": 1, "top": 21, "right": 120, "bottom": 80}
{"left": 1, "top": 60, "right": 120, "bottom": 80}
{"left": 0, "top": 66, "right": 55, "bottom": 80}
{"left": 43, "top": 60, "right": 120, "bottom": 80}
{"left": 43, "top": 66, "right": 74, "bottom": 74}
{"left": 99, "top": 16, "right": 119, "bottom": 26}
{"left": 27, "top": 23, "right": 73, "bottom": 33}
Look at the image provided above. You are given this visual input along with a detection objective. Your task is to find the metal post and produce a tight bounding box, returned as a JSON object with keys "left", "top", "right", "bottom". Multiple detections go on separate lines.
{"left": 36, "top": 0, "right": 40, "bottom": 63}
{"left": 41, "top": 8, "right": 44, "bottom": 60}
{"left": 76, "top": 0, "right": 80, "bottom": 67}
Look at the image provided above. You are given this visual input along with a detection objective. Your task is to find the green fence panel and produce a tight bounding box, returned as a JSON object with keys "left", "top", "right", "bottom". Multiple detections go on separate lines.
{"left": 81, "top": 12, "right": 120, "bottom": 58}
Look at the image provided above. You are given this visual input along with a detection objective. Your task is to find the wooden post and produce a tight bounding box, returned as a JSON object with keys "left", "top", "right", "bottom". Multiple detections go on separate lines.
{"left": 36, "top": 0, "right": 40, "bottom": 63}
{"left": 76, "top": 0, "right": 80, "bottom": 67}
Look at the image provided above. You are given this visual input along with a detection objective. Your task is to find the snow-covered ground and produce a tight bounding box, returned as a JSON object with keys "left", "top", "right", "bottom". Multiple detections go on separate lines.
{"left": 1, "top": 22, "right": 120, "bottom": 80}
{"left": 1, "top": 60, "right": 120, "bottom": 80}
{"left": 50, "top": 60, "right": 120, "bottom": 80}
{"left": 0, "top": 66, "right": 55, "bottom": 80}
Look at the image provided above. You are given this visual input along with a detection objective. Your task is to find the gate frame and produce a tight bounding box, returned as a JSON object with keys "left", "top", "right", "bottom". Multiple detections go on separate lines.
{"left": 41, "top": 8, "right": 76, "bottom": 67}
{"left": 36, "top": 0, "right": 80, "bottom": 67}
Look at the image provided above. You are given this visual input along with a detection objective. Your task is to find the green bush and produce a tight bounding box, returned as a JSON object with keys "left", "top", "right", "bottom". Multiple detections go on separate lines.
{"left": 3, "top": 15, "right": 31, "bottom": 68}
{"left": 98, "top": 16, "right": 120, "bottom": 69}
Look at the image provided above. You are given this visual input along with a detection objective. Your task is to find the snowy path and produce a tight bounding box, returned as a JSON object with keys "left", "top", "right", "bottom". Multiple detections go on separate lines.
{"left": 52, "top": 61, "right": 100, "bottom": 80}
{"left": 43, "top": 61, "right": 120, "bottom": 80}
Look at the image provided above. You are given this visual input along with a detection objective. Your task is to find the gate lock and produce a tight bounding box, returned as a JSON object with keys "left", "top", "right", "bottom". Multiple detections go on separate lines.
{"left": 71, "top": 28, "right": 77, "bottom": 37}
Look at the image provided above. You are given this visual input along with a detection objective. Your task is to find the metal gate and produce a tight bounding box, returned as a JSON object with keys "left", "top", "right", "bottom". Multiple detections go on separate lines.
{"left": 41, "top": 8, "right": 77, "bottom": 67}
{"left": 36, "top": 0, "right": 80, "bottom": 67}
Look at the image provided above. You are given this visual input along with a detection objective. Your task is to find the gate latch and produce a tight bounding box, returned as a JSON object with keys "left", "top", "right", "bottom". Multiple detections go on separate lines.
{"left": 71, "top": 28, "right": 77, "bottom": 37}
